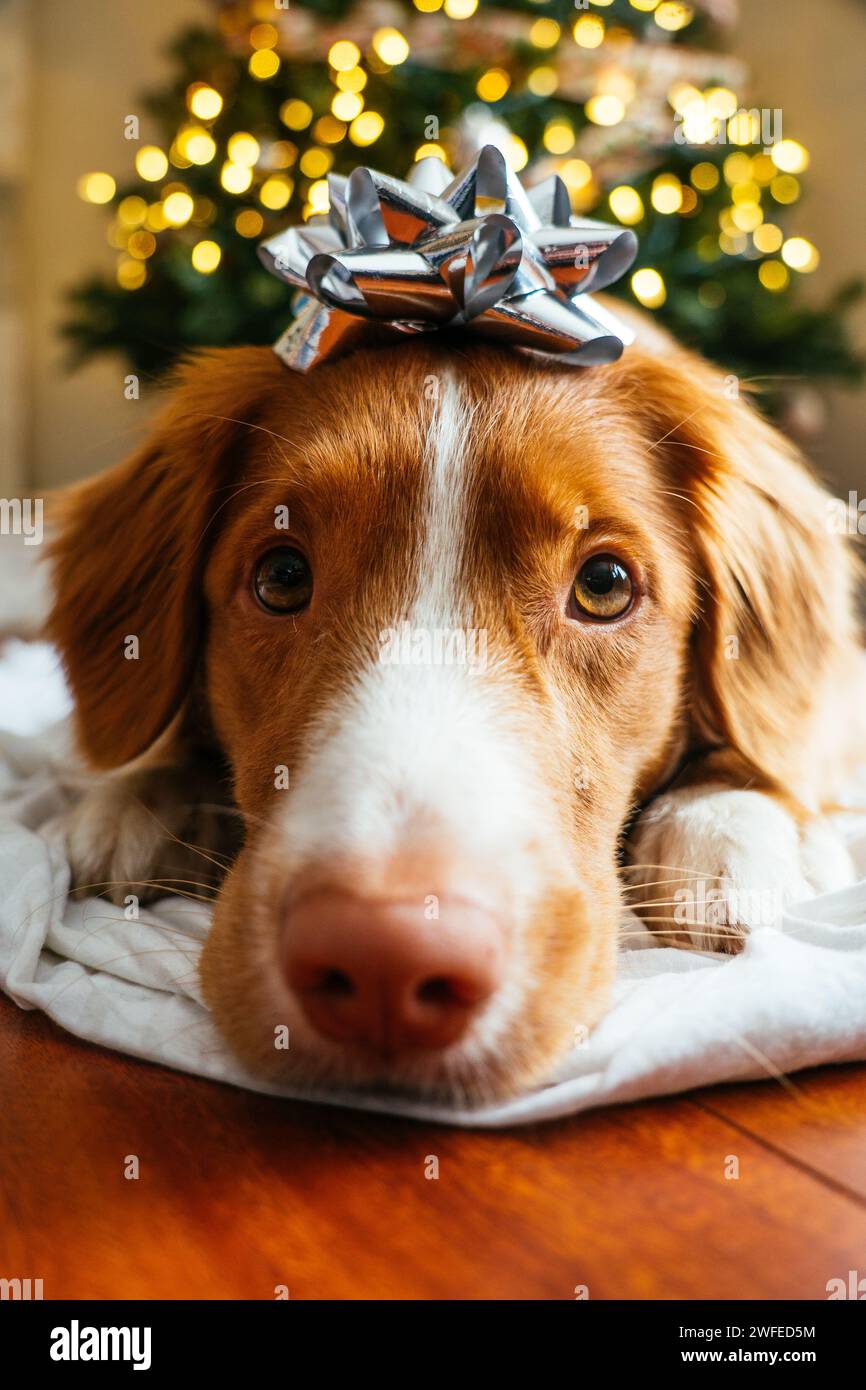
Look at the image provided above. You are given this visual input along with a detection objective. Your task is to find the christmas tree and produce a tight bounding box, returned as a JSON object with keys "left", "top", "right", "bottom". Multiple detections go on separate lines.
{"left": 67, "top": 0, "right": 862, "bottom": 411}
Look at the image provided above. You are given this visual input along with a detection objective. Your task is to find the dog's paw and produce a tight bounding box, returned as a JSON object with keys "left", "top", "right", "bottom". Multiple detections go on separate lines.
{"left": 625, "top": 786, "right": 855, "bottom": 954}
{"left": 63, "top": 762, "right": 237, "bottom": 906}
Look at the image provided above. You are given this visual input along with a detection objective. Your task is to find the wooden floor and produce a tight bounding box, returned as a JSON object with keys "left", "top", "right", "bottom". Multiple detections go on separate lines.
{"left": 1, "top": 991, "right": 864, "bottom": 1300}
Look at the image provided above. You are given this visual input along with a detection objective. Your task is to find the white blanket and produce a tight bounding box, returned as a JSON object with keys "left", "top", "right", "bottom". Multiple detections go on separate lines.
{"left": 2, "top": 640, "right": 866, "bottom": 1127}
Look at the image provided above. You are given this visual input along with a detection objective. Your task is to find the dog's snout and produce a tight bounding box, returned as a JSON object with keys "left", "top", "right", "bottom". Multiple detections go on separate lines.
{"left": 284, "top": 892, "right": 506, "bottom": 1054}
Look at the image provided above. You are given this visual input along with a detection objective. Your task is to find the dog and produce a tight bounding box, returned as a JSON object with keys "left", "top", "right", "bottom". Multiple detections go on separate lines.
{"left": 47, "top": 316, "right": 862, "bottom": 1105}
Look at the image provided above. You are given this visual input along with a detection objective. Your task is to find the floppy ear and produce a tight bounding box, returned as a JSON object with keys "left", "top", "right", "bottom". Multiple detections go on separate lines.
{"left": 625, "top": 344, "right": 859, "bottom": 793}
{"left": 47, "top": 347, "right": 286, "bottom": 769}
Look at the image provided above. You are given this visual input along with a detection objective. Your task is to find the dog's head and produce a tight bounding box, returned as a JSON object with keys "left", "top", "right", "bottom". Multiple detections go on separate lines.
{"left": 48, "top": 333, "right": 854, "bottom": 1102}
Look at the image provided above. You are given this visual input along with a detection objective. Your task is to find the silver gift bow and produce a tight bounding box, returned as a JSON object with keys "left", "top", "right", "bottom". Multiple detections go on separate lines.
{"left": 258, "top": 144, "right": 638, "bottom": 373}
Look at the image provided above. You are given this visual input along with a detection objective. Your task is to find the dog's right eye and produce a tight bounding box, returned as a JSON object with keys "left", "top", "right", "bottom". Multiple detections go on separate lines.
{"left": 254, "top": 547, "right": 313, "bottom": 614}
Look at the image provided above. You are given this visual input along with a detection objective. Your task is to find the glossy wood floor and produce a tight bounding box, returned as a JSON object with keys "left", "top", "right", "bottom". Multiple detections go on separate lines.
{"left": 1, "top": 992, "right": 864, "bottom": 1300}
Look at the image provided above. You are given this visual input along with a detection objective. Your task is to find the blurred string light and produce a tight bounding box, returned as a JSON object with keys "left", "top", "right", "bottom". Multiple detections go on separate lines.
{"left": 585, "top": 94, "right": 624, "bottom": 126}
{"left": 163, "top": 190, "right": 194, "bottom": 225}
{"left": 669, "top": 81, "right": 702, "bottom": 115}
{"left": 336, "top": 67, "right": 367, "bottom": 93}
{"left": 753, "top": 222, "right": 783, "bottom": 253}
{"left": 752, "top": 154, "right": 776, "bottom": 183}
{"left": 561, "top": 158, "right": 592, "bottom": 191}
{"left": 444, "top": 0, "right": 478, "bottom": 16}
{"left": 117, "top": 195, "right": 147, "bottom": 226}
{"left": 706, "top": 87, "right": 737, "bottom": 119}
{"left": 349, "top": 111, "right": 385, "bottom": 146}
{"left": 654, "top": 2, "right": 693, "bottom": 30}
{"left": 300, "top": 146, "right": 332, "bottom": 177}
{"left": 117, "top": 258, "right": 146, "bottom": 290}
{"left": 476, "top": 68, "right": 510, "bottom": 102}
{"left": 631, "top": 268, "right": 666, "bottom": 308}
{"left": 782, "top": 236, "right": 819, "bottom": 272}
{"left": 249, "top": 22, "right": 278, "bottom": 49}
{"left": 414, "top": 0, "right": 443, "bottom": 9}
{"left": 650, "top": 173, "right": 682, "bottom": 214}
{"left": 759, "top": 260, "right": 789, "bottom": 291}
{"left": 609, "top": 185, "right": 644, "bottom": 225}
{"left": 260, "top": 175, "right": 293, "bottom": 209}
{"left": 220, "top": 161, "right": 253, "bottom": 193}
{"left": 280, "top": 99, "right": 313, "bottom": 130}
{"left": 771, "top": 140, "right": 809, "bottom": 173}
{"left": 415, "top": 142, "right": 449, "bottom": 163}
{"left": 722, "top": 152, "right": 751, "bottom": 184}
{"left": 315, "top": 115, "right": 347, "bottom": 143}
{"left": 528, "top": 66, "right": 557, "bottom": 96}
{"left": 333, "top": 90, "right": 364, "bottom": 120}
{"left": 308, "top": 179, "right": 330, "bottom": 212}
{"left": 191, "top": 240, "right": 221, "bottom": 273}
{"left": 507, "top": 135, "right": 529, "bottom": 171}
{"left": 235, "top": 208, "right": 264, "bottom": 238}
{"left": 227, "top": 132, "right": 260, "bottom": 166}
{"left": 543, "top": 119, "right": 574, "bottom": 155}
{"left": 771, "top": 174, "right": 800, "bottom": 204}
{"left": 372, "top": 28, "right": 410, "bottom": 65}
{"left": 135, "top": 146, "right": 168, "bottom": 181}
{"left": 691, "top": 162, "right": 719, "bottom": 192}
{"left": 191, "top": 240, "right": 222, "bottom": 272}
{"left": 187, "top": 84, "right": 223, "bottom": 120}
{"left": 177, "top": 126, "right": 216, "bottom": 165}
{"left": 529, "top": 18, "right": 560, "bottom": 47}
{"left": 78, "top": 172, "right": 115, "bottom": 203}
{"left": 573, "top": 15, "right": 605, "bottom": 48}
{"left": 328, "top": 40, "right": 361, "bottom": 71}
{"left": 731, "top": 201, "right": 762, "bottom": 232}
{"left": 250, "top": 49, "right": 280, "bottom": 80}
{"left": 126, "top": 230, "right": 156, "bottom": 260}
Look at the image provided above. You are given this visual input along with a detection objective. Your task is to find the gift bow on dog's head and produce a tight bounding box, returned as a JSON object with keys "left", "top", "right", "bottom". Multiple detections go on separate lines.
{"left": 258, "top": 145, "right": 638, "bottom": 373}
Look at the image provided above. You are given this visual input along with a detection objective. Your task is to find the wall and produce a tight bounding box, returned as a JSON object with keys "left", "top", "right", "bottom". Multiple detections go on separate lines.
{"left": 22, "top": 0, "right": 203, "bottom": 490}
{"left": 739, "top": 0, "right": 866, "bottom": 492}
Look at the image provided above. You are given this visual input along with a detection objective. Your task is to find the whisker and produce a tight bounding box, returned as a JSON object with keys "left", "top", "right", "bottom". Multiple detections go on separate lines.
{"left": 131, "top": 799, "right": 232, "bottom": 874}
{"left": 622, "top": 862, "right": 736, "bottom": 881}
{"left": 624, "top": 900, "right": 714, "bottom": 911}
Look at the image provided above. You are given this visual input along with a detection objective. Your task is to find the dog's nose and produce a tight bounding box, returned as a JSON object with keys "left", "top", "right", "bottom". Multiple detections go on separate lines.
{"left": 284, "top": 892, "right": 506, "bottom": 1054}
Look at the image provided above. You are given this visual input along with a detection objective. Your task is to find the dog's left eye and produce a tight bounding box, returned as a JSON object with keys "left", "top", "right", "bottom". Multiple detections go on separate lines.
{"left": 254, "top": 547, "right": 313, "bottom": 614}
{"left": 570, "top": 554, "right": 634, "bottom": 621}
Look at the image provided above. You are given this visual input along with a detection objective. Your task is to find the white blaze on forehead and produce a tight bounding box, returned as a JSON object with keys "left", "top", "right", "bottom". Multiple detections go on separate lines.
{"left": 416, "top": 369, "right": 476, "bottom": 627}
{"left": 279, "top": 367, "right": 546, "bottom": 908}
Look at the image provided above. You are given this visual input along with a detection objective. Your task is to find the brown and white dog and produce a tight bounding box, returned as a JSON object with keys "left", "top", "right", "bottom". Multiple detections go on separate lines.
{"left": 48, "top": 315, "right": 861, "bottom": 1105}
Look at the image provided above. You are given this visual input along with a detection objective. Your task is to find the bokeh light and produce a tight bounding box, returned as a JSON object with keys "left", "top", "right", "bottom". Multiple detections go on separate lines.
{"left": 191, "top": 240, "right": 221, "bottom": 273}
{"left": 135, "top": 146, "right": 168, "bottom": 182}
{"left": 609, "top": 185, "right": 644, "bottom": 225}
{"left": 77, "top": 172, "right": 116, "bottom": 204}
{"left": 631, "top": 268, "right": 666, "bottom": 307}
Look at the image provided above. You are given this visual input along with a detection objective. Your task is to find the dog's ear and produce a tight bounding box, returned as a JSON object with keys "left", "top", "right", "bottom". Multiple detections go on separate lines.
{"left": 624, "top": 344, "right": 858, "bottom": 792}
{"left": 48, "top": 347, "right": 286, "bottom": 769}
